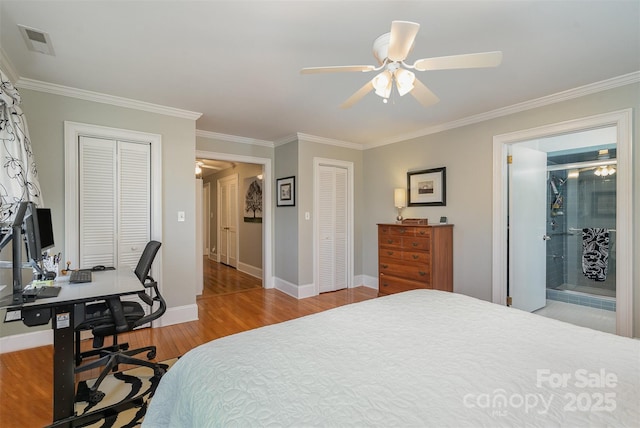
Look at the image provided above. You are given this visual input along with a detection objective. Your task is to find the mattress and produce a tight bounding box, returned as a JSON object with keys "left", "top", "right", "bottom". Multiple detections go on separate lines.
{"left": 144, "top": 290, "right": 640, "bottom": 427}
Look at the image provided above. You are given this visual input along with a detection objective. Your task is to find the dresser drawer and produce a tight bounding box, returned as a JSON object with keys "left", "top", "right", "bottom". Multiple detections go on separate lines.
{"left": 379, "top": 260, "right": 431, "bottom": 283}
{"left": 379, "top": 225, "right": 431, "bottom": 238}
{"left": 379, "top": 248, "right": 430, "bottom": 264}
{"left": 378, "top": 274, "right": 430, "bottom": 295}
{"left": 379, "top": 235, "right": 431, "bottom": 251}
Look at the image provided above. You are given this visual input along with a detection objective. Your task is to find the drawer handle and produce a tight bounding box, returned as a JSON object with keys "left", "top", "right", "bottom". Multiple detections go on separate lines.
{"left": 387, "top": 251, "right": 394, "bottom": 255}
{"left": 387, "top": 239, "right": 394, "bottom": 244}
{"left": 412, "top": 255, "right": 419, "bottom": 260}
{"left": 381, "top": 264, "right": 388, "bottom": 269}
{"left": 418, "top": 271, "right": 426, "bottom": 276}
{"left": 399, "top": 228, "right": 405, "bottom": 234}
{"left": 419, "top": 230, "right": 425, "bottom": 235}
{"left": 412, "top": 242, "right": 419, "bottom": 247}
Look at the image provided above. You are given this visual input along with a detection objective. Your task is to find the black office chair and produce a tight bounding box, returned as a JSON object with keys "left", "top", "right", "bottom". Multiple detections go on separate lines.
{"left": 74, "top": 240, "right": 167, "bottom": 404}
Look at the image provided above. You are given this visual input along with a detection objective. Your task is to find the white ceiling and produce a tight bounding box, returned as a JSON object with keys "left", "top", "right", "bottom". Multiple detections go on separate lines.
{"left": 1, "top": 1, "right": 638, "bottom": 146}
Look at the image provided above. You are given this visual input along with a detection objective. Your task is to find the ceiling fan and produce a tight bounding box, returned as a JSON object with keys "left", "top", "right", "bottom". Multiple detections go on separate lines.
{"left": 195, "top": 160, "right": 235, "bottom": 175}
{"left": 301, "top": 21, "right": 502, "bottom": 109}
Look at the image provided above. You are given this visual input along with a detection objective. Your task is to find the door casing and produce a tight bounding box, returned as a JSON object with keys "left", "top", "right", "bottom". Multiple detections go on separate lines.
{"left": 492, "top": 109, "right": 633, "bottom": 337}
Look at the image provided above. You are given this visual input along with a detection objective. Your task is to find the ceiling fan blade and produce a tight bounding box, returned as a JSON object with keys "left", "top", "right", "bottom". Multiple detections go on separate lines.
{"left": 387, "top": 21, "right": 420, "bottom": 62}
{"left": 410, "top": 78, "right": 440, "bottom": 108}
{"left": 340, "top": 79, "right": 374, "bottom": 109}
{"left": 413, "top": 51, "right": 503, "bottom": 71}
{"left": 301, "top": 65, "right": 375, "bottom": 74}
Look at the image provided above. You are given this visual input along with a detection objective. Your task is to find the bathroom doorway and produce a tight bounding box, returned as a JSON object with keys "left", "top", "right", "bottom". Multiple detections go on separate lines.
{"left": 492, "top": 110, "right": 633, "bottom": 337}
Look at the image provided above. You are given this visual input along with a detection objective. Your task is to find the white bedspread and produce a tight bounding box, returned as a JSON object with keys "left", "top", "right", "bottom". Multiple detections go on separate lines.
{"left": 144, "top": 290, "right": 640, "bottom": 427}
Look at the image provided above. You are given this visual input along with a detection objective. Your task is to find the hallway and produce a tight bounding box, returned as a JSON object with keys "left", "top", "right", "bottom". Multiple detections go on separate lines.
{"left": 201, "top": 257, "right": 262, "bottom": 296}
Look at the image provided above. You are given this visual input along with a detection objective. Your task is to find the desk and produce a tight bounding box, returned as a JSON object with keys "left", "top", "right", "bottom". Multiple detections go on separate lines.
{"left": 1, "top": 269, "right": 143, "bottom": 426}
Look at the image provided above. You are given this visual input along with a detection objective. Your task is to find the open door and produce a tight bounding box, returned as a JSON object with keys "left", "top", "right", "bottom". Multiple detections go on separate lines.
{"left": 509, "top": 144, "right": 547, "bottom": 312}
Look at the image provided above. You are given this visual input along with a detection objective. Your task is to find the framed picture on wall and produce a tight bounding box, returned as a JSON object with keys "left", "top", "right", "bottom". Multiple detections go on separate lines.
{"left": 407, "top": 167, "right": 446, "bottom": 206}
{"left": 243, "top": 176, "right": 263, "bottom": 223}
{"left": 277, "top": 176, "right": 295, "bottom": 207}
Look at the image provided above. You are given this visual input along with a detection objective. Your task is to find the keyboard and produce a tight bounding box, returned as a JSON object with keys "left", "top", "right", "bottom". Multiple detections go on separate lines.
{"left": 69, "top": 270, "right": 92, "bottom": 283}
{"left": 22, "top": 286, "right": 61, "bottom": 301}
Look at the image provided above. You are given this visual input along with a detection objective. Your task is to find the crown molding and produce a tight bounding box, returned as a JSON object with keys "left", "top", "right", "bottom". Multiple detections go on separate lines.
{"left": 0, "top": 48, "right": 19, "bottom": 84}
{"left": 196, "top": 129, "right": 274, "bottom": 147}
{"left": 15, "top": 77, "right": 202, "bottom": 120}
{"left": 366, "top": 71, "right": 640, "bottom": 149}
{"left": 273, "top": 134, "right": 299, "bottom": 147}
{"left": 296, "top": 133, "right": 364, "bottom": 150}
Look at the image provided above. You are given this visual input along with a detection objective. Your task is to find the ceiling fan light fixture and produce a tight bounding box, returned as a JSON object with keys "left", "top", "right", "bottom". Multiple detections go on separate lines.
{"left": 395, "top": 68, "right": 415, "bottom": 96}
{"left": 373, "top": 70, "right": 392, "bottom": 98}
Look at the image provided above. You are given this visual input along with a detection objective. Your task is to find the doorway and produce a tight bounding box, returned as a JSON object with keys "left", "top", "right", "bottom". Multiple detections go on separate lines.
{"left": 492, "top": 110, "right": 633, "bottom": 336}
{"left": 195, "top": 150, "right": 273, "bottom": 290}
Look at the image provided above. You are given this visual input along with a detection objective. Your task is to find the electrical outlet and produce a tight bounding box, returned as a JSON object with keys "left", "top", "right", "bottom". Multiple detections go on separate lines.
{"left": 178, "top": 211, "right": 185, "bottom": 222}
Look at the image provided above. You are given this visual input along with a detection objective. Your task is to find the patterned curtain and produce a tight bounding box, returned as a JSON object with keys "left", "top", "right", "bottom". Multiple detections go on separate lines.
{"left": 0, "top": 68, "right": 43, "bottom": 223}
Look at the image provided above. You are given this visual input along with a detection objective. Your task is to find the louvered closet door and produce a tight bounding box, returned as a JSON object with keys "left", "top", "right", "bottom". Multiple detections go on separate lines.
{"left": 79, "top": 137, "right": 150, "bottom": 270}
{"left": 118, "top": 142, "right": 151, "bottom": 268}
{"left": 79, "top": 137, "right": 117, "bottom": 267}
{"left": 318, "top": 165, "right": 347, "bottom": 293}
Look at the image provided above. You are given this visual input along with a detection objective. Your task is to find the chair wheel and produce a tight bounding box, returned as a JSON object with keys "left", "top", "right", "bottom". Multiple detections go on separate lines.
{"left": 89, "top": 390, "right": 105, "bottom": 404}
{"left": 147, "top": 350, "right": 156, "bottom": 360}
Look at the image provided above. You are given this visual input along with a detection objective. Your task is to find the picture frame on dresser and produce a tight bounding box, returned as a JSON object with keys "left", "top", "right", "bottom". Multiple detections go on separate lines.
{"left": 276, "top": 176, "right": 295, "bottom": 207}
{"left": 407, "top": 167, "right": 446, "bottom": 206}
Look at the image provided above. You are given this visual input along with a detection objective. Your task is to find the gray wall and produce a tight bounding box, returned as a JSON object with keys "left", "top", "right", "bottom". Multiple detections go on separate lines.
{"left": 363, "top": 83, "right": 639, "bottom": 333}
{"left": 297, "top": 138, "right": 364, "bottom": 285}
{"left": 19, "top": 90, "right": 197, "bottom": 310}
{"left": 274, "top": 141, "right": 299, "bottom": 284}
{"left": 2, "top": 81, "right": 638, "bottom": 340}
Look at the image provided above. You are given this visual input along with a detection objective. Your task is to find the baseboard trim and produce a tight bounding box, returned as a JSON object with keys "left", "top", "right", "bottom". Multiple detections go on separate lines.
{"left": 358, "top": 274, "right": 379, "bottom": 290}
{"left": 273, "top": 277, "right": 316, "bottom": 299}
{"left": 157, "top": 303, "right": 199, "bottom": 327}
{"left": 237, "top": 262, "right": 262, "bottom": 280}
{"left": 0, "top": 329, "right": 53, "bottom": 353}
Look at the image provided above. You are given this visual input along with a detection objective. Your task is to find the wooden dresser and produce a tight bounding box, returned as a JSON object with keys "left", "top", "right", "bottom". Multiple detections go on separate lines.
{"left": 377, "top": 223, "right": 453, "bottom": 295}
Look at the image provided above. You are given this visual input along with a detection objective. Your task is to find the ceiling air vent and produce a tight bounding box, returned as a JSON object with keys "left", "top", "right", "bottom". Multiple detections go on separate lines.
{"left": 18, "top": 24, "right": 55, "bottom": 56}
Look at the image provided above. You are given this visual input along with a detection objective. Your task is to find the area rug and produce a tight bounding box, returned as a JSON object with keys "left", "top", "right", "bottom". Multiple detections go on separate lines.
{"left": 74, "top": 358, "right": 178, "bottom": 427}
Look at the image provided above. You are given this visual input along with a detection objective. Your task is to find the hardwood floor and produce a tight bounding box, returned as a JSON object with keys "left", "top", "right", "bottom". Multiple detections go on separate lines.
{"left": 203, "top": 257, "right": 262, "bottom": 296}
{"left": 0, "top": 267, "right": 378, "bottom": 427}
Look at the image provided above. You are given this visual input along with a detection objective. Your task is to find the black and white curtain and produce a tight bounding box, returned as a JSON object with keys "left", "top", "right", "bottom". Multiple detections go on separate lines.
{"left": 0, "top": 68, "right": 43, "bottom": 223}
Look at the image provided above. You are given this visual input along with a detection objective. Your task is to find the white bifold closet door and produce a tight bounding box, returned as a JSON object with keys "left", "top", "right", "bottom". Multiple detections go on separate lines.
{"left": 79, "top": 136, "right": 150, "bottom": 270}
{"left": 317, "top": 165, "right": 347, "bottom": 293}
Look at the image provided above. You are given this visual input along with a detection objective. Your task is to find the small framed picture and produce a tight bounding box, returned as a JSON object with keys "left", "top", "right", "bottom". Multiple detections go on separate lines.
{"left": 276, "top": 176, "right": 295, "bottom": 207}
{"left": 407, "top": 167, "right": 446, "bottom": 206}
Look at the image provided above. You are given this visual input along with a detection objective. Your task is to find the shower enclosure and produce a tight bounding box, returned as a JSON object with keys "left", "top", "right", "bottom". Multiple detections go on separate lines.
{"left": 545, "top": 148, "right": 616, "bottom": 312}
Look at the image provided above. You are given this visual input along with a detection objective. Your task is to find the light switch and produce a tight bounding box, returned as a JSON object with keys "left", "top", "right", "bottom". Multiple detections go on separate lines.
{"left": 178, "top": 211, "right": 185, "bottom": 222}
{"left": 305, "top": 212, "right": 310, "bottom": 220}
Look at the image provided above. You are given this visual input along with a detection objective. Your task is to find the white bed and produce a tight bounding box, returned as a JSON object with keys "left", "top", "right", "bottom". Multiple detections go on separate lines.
{"left": 144, "top": 290, "right": 639, "bottom": 427}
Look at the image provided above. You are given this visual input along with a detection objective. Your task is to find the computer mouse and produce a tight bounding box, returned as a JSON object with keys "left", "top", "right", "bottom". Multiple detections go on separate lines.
{"left": 92, "top": 265, "right": 106, "bottom": 271}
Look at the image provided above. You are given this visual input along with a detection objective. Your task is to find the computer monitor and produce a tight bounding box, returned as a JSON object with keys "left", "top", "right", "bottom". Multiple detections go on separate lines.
{"left": 36, "top": 208, "right": 55, "bottom": 251}
{"left": 22, "top": 203, "right": 55, "bottom": 267}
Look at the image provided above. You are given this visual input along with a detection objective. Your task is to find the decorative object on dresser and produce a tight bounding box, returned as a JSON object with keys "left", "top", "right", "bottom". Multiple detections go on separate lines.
{"left": 393, "top": 188, "right": 406, "bottom": 222}
{"left": 401, "top": 218, "right": 428, "bottom": 225}
{"left": 407, "top": 167, "right": 446, "bottom": 206}
{"left": 377, "top": 223, "right": 453, "bottom": 295}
